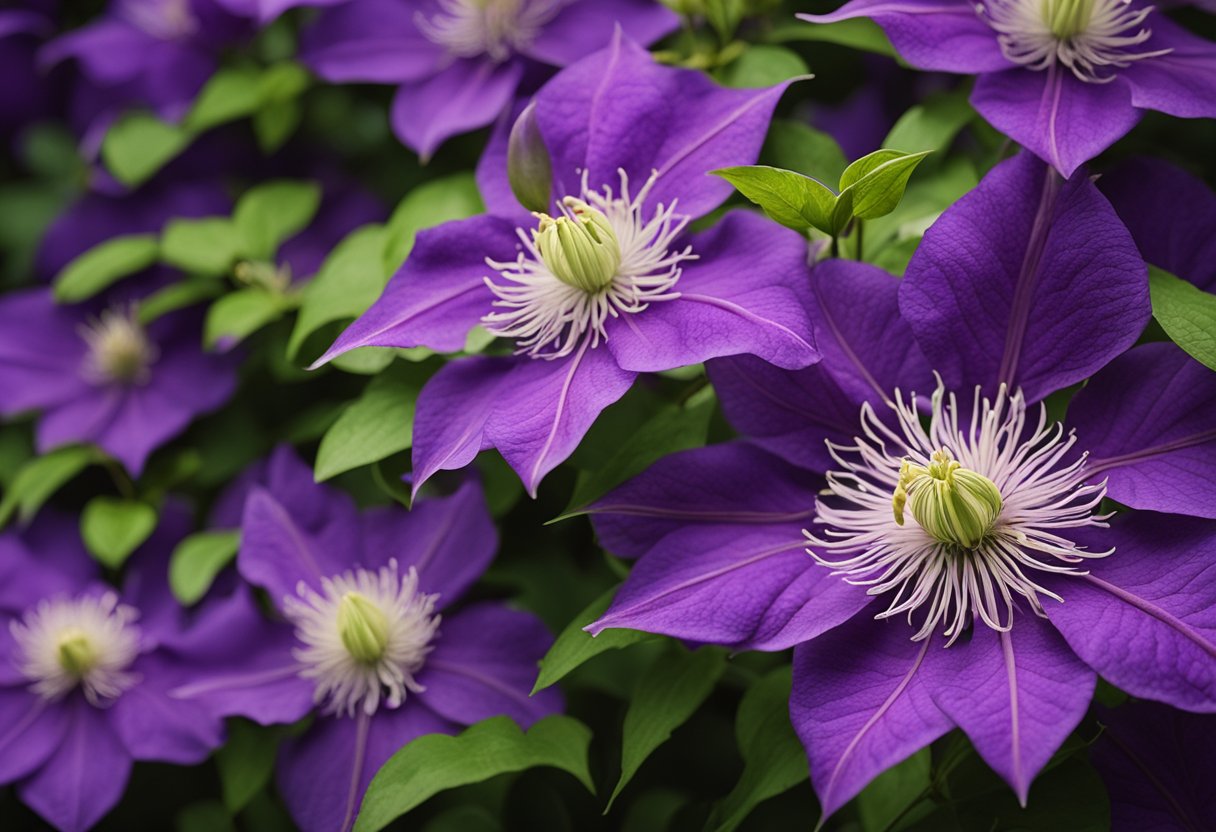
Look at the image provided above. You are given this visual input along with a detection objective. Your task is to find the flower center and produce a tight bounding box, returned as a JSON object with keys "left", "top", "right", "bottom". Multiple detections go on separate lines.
{"left": 284, "top": 560, "right": 441, "bottom": 717}
{"left": 11, "top": 593, "right": 142, "bottom": 704}
{"left": 79, "top": 308, "right": 159, "bottom": 386}
{"left": 893, "top": 448, "right": 1004, "bottom": 549}
{"left": 415, "top": 0, "right": 563, "bottom": 62}
{"left": 806, "top": 382, "right": 1111, "bottom": 645}
{"left": 979, "top": 0, "right": 1172, "bottom": 83}
{"left": 483, "top": 169, "right": 696, "bottom": 360}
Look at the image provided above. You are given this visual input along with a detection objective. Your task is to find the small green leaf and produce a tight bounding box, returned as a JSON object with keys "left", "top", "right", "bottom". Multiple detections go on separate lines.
{"left": 1149, "top": 266, "right": 1216, "bottom": 370}
{"left": 703, "top": 0, "right": 746, "bottom": 40}
{"left": 714, "top": 165, "right": 838, "bottom": 234}
{"left": 839, "top": 150, "right": 932, "bottom": 221}
{"left": 883, "top": 91, "right": 975, "bottom": 155}
{"left": 533, "top": 586, "right": 657, "bottom": 694}
{"left": 81, "top": 497, "right": 158, "bottom": 569}
{"left": 609, "top": 644, "right": 728, "bottom": 807}
{"left": 138, "top": 277, "right": 226, "bottom": 324}
{"left": 707, "top": 667, "right": 808, "bottom": 832}
{"left": 769, "top": 17, "right": 897, "bottom": 57}
{"left": 161, "top": 217, "right": 241, "bottom": 275}
{"left": 839, "top": 149, "right": 908, "bottom": 191}
{"left": 54, "top": 234, "right": 160, "bottom": 302}
{"left": 762, "top": 120, "right": 848, "bottom": 185}
{"left": 102, "top": 113, "right": 192, "bottom": 187}
{"left": 216, "top": 720, "right": 282, "bottom": 812}
{"left": 355, "top": 716, "right": 594, "bottom": 832}
{"left": 233, "top": 180, "right": 322, "bottom": 261}
{"left": 856, "top": 748, "right": 931, "bottom": 832}
{"left": 185, "top": 66, "right": 263, "bottom": 132}
{"left": 314, "top": 361, "right": 430, "bottom": 481}
{"left": 719, "top": 45, "right": 809, "bottom": 88}
{"left": 205, "top": 287, "right": 293, "bottom": 349}
{"left": 169, "top": 530, "right": 241, "bottom": 605}
{"left": 253, "top": 98, "right": 303, "bottom": 154}
{"left": 289, "top": 225, "right": 387, "bottom": 359}
{"left": 383, "top": 173, "right": 484, "bottom": 274}
{"left": 177, "top": 801, "right": 235, "bottom": 832}
{"left": 256, "top": 61, "right": 311, "bottom": 103}
{"left": 0, "top": 445, "right": 98, "bottom": 527}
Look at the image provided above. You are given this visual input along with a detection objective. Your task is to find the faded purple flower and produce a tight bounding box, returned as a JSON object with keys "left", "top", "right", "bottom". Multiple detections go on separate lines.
{"left": 586, "top": 152, "right": 1216, "bottom": 819}
{"left": 316, "top": 35, "right": 820, "bottom": 497}
{"left": 800, "top": 1, "right": 1216, "bottom": 177}
{"left": 0, "top": 507, "right": 227, "bottom": 832}
{"left": 299, "top": 0, "right": 679, "bottom": 158}
{"left": 169, "top": 447, "right": 561, "bottom": 832}
{"left": 0, "top": 291, "right": 238, "bottom": 476}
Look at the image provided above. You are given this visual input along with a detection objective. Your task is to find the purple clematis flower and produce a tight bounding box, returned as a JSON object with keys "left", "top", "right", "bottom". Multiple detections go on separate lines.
{"left": 0, "top": 291, "right": 237, "bottom": 476}
{"left": 0, "top": 507, "right": 228, "bottom": 832}
{"left": 169, "top": 447, "right": 562, "bottom": 832}
{"left": 585, "top": 151, "right": 1216, "bottom": 818}
{"left": 316, "top": 35, "right": 820, "bottom": 497}
{"left": 799, "top": 0, "right": 1216, "bottom": 177}
{"left": 1091, "top": 700, "right": 1216, "bottom": 831}
{"left": 299, "top": 0, "right": 679, "bottom": 158}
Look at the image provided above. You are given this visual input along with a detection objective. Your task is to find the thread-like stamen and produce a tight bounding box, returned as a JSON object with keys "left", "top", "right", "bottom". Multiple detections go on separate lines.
{"left": 416, "top": 0, "right": 564, "bottom": 62}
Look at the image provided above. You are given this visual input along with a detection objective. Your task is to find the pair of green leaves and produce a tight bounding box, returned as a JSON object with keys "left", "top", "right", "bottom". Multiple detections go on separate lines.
{"left": 716, "top": 148, "right": 931, "bottom": 238}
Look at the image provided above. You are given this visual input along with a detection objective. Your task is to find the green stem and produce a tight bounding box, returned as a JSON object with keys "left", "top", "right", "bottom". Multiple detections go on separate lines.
{"left": 855, "top": 220, "right": 865, "bottom": 262}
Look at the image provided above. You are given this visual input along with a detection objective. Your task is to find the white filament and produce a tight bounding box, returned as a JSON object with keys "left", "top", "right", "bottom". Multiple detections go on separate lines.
{"left": 416, "top": 0, "right": 564, "bottom": 62}
{"left": 807, "top": 381, "right": 1112, "bottom": 645}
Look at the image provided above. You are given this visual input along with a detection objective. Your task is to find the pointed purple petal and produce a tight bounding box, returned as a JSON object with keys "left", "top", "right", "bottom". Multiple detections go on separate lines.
{"left": 391, "top": 59, "right": 523, "bottom": 160}
{"left": 791, "top": 617, "right": 952, "bottom": 820}
{"left": 1045, "top": 513, "right": 1216, "bottom": 712}
{"left": 0, "top": 289, "right": 88, "bottom": 416}
{"left": 110, "top": 655, "right": 226, "bottom": 764}
{"left": 900, "top": 151, "right": 1149, "bottom": 403}
{"left": 0, "top": 692, "right": 67, "bottom": 783}
{"left": 605, "top": 212, "right": 818, "bottom": 372}
{"left": 299, "top": 0, "right": 443, "bottom": 84}
{"left": 1071, "top": 343, "right": 1216, "bottom": 519}
{"left": 417, "top": 603, "right": 562, "bottom": 726}
{"left": 524, "top": 0, "right": 678, "bottom": 66}
{"left": 1120, "top": 17, "right": 1216, "bottom": 120}
{"left": 922, "top": 619, "right": 1095, "bottom": 804}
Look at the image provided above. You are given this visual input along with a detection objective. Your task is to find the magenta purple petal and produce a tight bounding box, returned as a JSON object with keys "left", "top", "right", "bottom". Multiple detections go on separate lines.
{"left": 790, "top": 616, "right": 952, "bottom": 820}
{"left": 109, "top": 656, "right": 226, "bottom": 764}
{"left": 900, "top": 151, "right": 1149, "bottom": 403}
{"left": 1044, "top": 512, "right": 1216, "bottom": 712}
{"left": 417, "top": 602, "right": 562, "bottom": 726}
{"left": 604, "top": 211, "right": 818, "bottom": 372}
{"left": 0, "top": 692, "right": 68, "bottom": 784}
{"left": 921, "top": 619, "right": 1095, "bottom": 804}
{"left": 523, "top": 0, "right": 678, "bottom": 67}
{"left": 1120, "top": 17, "right": 1216, "bottom": 120}
{"left": 0, "top": 289, "right": 89, "bottom": 415}
{"left": 1070, "top": 343, "right": 1216, "bottom": 519}
{"left": 299, "top": 0, "right": 444, "bottom": 84}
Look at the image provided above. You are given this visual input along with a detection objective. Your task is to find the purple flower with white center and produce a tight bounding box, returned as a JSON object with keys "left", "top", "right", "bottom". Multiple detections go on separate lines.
{"left": 0, "top": 291, "right": 237, "bottom": 476}
{"left": 1090, "top": 700, "right": 1216, "bottom": 830}
{"left": 799, "top": 0, "right": 1216, "bottom": 177}
{"left": 169, "top": 447, "right": 562, "bottom": 832}
{"left": 0, "top": 507, "right": 227, "bottom": 832}
{"left": 298, "top": 0, "right": 679, "bottom": 158}
{"left": 584, "top": 151, "right": 1216, "bottom": 818}
{"left": 314, "top": 35, "right": 820, "bottom": 497}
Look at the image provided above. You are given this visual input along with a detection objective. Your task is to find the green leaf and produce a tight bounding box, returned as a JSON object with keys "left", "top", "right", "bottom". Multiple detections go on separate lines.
{"left": 839, "top": 150, "right": 932, "bottom": 221}
{"left": 355, "top": 716, "right": 594, "bottom": 832}
{"left": 707, "top": 667, "right": 808, "bottom": 832}
{"left": 54, "top": 234, "right": 160, "bottom": 302}
{"left": 762, "top": 120, "right": 848, "bottom": 185}
{"left": 1149, "top": 266, "right": 1216, "bottom": 370}
{"left": 533, "top": 586, "right": 658, "bottom": 694}
{"left": 102, "top": 113, "right": 192, "bottom": 187}
{"left": 169, "top": 530, "right": 241, "bottom": 606}
{"left": 289, "top": 225, "right": 387, "bottom": 359}
{"left": 185, "top": 67, "right": 264, "bottom": 132}
{"left": 204, "top": 287, "right": 294, "bottom": 349}
{"left": 383, "top": 173, "right": 485, "bottom": 274}
{"left": 81, "top": 497, "right": 158, "bottom": 569}
{"left": 138, "top": 277, "right": 226, "bottom": 324}
{"left": 883, "top": 91, "right": 975, "bottom": 155}
{"left": 177, "top": 801, "right": 235, "bottom": 832}
{"left": 233, "top": 180, "right": 322, "bottom": 261}
{"left": 161, "top": 217, "right": 242, "bottom": 275}
{"left": 314, "top": 361, "right": 430, "bottom": 481}
{"left": 609, "top": 644, "right": 728, "bottom": 807}
{"left": 0, "top": 445, "right": 98, "bottom": 527}
{"left": 856, "top": 748, "right": 931, "bottom": 832}
{"left": 216, "top": 720, "right": 282, "bottom": 812}
{"left": 719, "top": 45, "right": 809, "bottom": 88}
{"left": 703, "top": 0, "right": 746, "bottom": 40}
{"left": 768, "top": 18, "right": 897, "bottom": 57}
{"left": 256, "top": 61, "right": 311, "bottom": 103}
{"left": 714, "top": 165, "right": 838, "bottom": 234}
{"left": 559, "top": 392, "right": 714, "bottom": 519}
{"left": 253, "top": 98, "right": 303, "bottom": 154}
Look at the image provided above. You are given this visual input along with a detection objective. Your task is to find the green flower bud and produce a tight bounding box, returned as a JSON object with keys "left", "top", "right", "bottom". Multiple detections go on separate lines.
{"left": 893, "top": 449, "right": 1003, "bottom": 549}
{"left": 1044, "top": 0, "right": 1094, "bottom": 40}
{"left": 506, "top": 101, "right": 553, "bottom": 214}
{"left": 337, "top": 592, "right": 390, "bottom": 664}
{"left": 57, "top": 630, "right": 96, "bottom": 677}
{"left": 534, "top": 198, "right": 621, "bottom": 293}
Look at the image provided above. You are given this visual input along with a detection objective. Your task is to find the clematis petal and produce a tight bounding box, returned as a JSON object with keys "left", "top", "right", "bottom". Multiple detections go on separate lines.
{"left": 109, "top": 653, "right": 226, "bottom": 765}
{"left": 0, "top": 289, "right": 88, "bottom": 415}
{"left": 0, "top": 690, "right": 68, "bottom": 783}
{"left": 605, "top": 211, "right": 818, "bottom": 373}
{"left": 922, "top": 618, "right": 1095, "bottom": 804}
{"left": 1070, "top": 343, "right": 1216, "bottom": 519}
{"left": 1045, "top": 513, "right": 1216, "bottom": 713}
{"left": 523, "top": 0, "right": 678, "bottom": 67}
{"left": 299, "top": 0, "right": 444, "bottom": 84}
{"left": 1120, "top": 17, "right": 1216, "bottom": 121}
{"left": 791, "top": 615, "right": 952, "bottom": 821}
{"left": 900, "top": 151, "right": 1148, "bottom": 403}
{"left": 416, "top": 603, "right": 561, "bottom": 726}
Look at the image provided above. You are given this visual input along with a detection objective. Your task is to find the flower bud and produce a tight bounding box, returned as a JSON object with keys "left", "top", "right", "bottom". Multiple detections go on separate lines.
{"left": 893, "top": 449, "right": 1003, "bottom": 549}
{"left": 507, "top": 101, "right": 553, "bottom": 214}
{"left": 337, "top": 592, "right": 390, "bottom": 664}
{"left": 534, "top": 198, "right": 621, "bottom": 293}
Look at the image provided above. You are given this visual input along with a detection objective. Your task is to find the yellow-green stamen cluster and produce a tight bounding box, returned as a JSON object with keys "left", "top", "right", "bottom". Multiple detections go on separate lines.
{"left": 533, "top": 198, "right": 621, "bottom": 294}
{"left": 893, "top": 448, "right": 1003, "bottom": 549}
{"left": 1043, "top": 0, "right": 1093, "bottom": 40}
{"left": 337, "top": 591, "right": 391, "bottom": 664}
{"left": 56, "top": 629, "right": 97, "bottom": 677}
